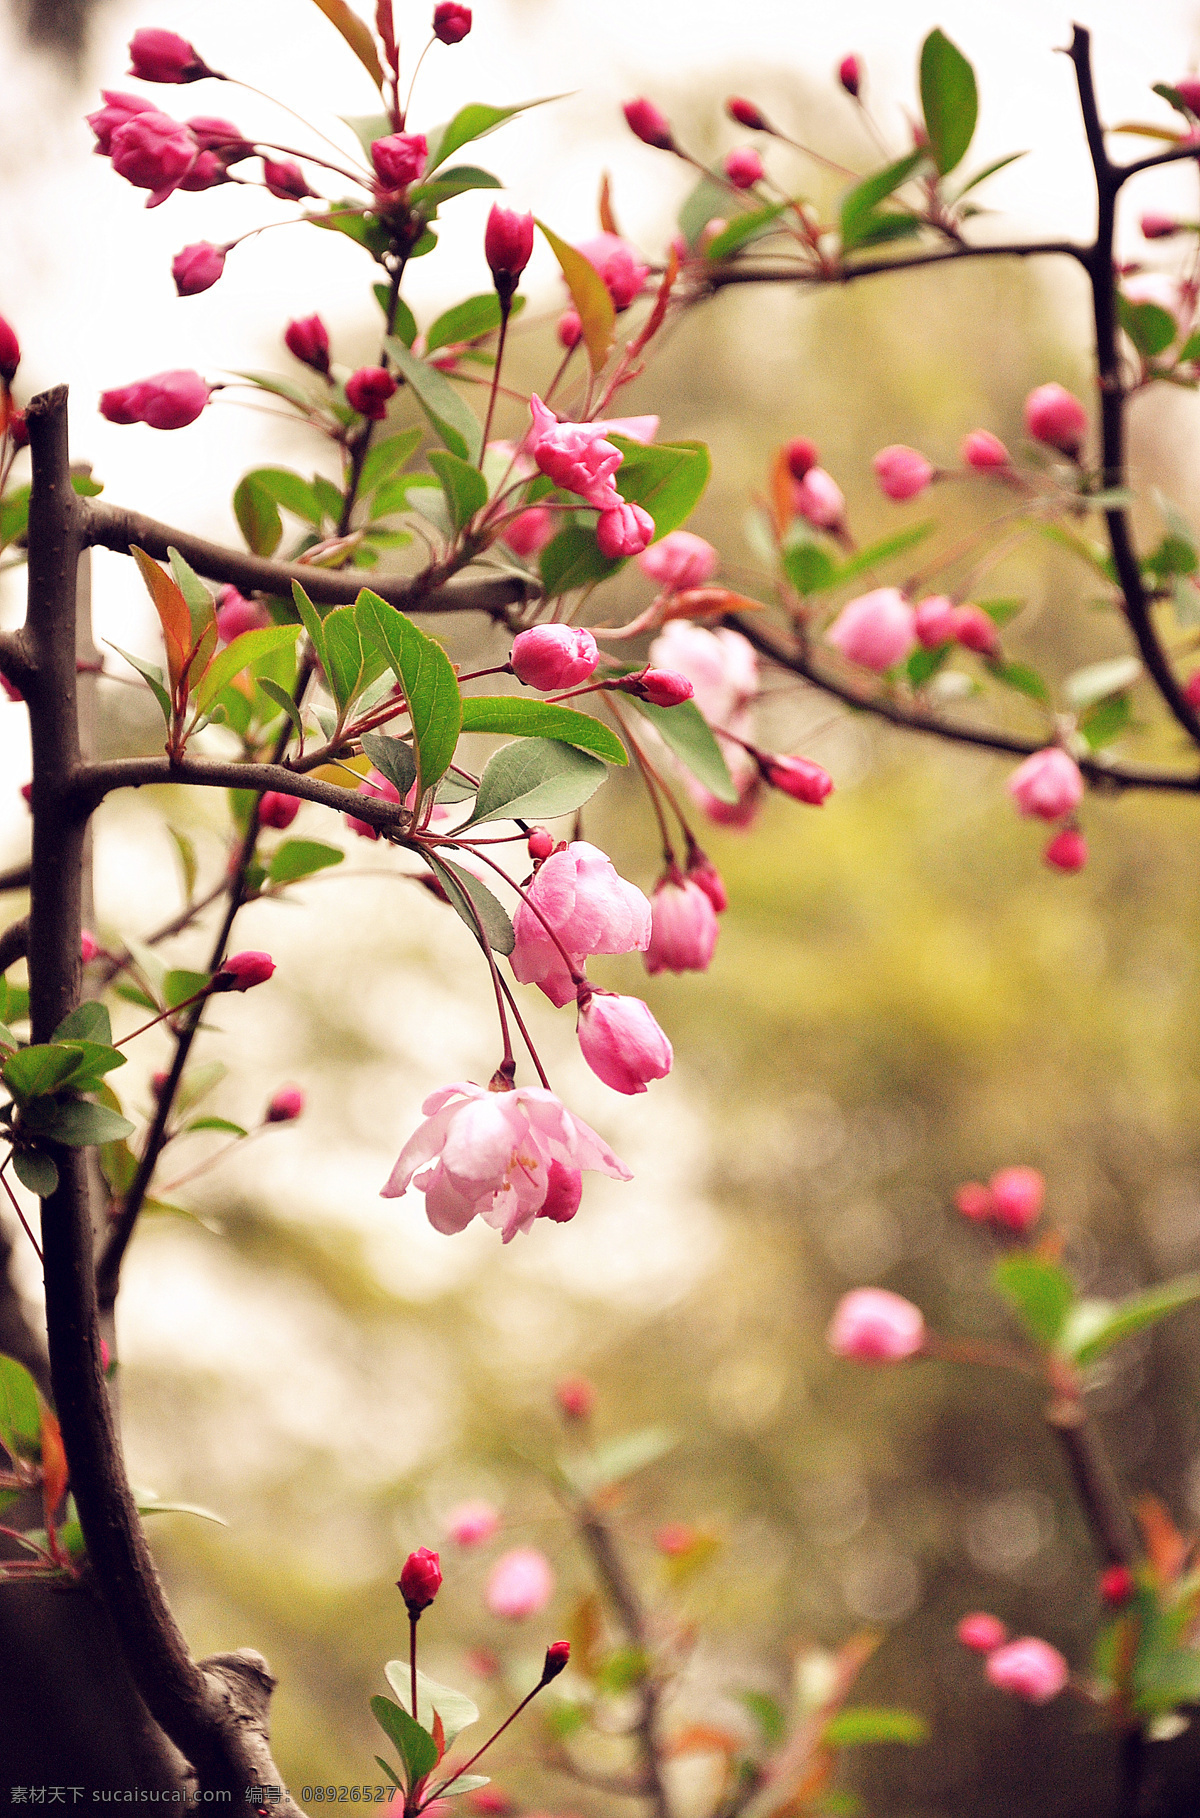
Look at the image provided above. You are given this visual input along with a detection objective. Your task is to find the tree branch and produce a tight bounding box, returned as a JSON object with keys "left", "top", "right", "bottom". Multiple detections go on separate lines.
{"left": 703, "top": 238, "right": 1090, "bottom": 292}
{"left": 0, "top": 863, "right": 31, "bottom": 894}
{"left": 1045, "top": 1396, "right": 1139, "bottom": 1567}
{"left": 0, "top": 914, "right": 29, "bottom": 972}
{"left": 75, "top": 753, "right": 413, "bottom": 828}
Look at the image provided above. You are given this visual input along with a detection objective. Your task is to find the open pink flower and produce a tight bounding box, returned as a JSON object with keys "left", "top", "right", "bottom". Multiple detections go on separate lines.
{"left": 650, "top": 622, "right": 757, "bottom": 729}
{"left": 109, "top": 110, "right": 199, "bottom": 207}
{"left": 1007, "top": 748, "right": 1083, "bottom": 821}
{"left": 575, "top": 233, "right": 649, "bottom": 310}
{"left": 826, "top": 588, "right": 917, "bottom": 671}
{"left": 486, "top": 1547, "right": 554, "bottom": 1618}
{"left": 381, "top": 1082, "right": 631, "bottom": 1241}
{"left": 576, "top": 991, "right": 673, "bottom": 1095}
{"left": 527, "top": 396, "right": 623, "bottom": 508}
{"left": 638, "top": 531, "right": 719, "bottom": 592}
{"left": 511, "top": 841, "right": 651, "bottom": 1007}
{"left": 985, "top": 1638, "right": 1069, "bottom": 1703}
{"left": 827, "top": 1288, "right": 925, "bottom": 1361}
{"left": 646, "top": 871, "right": 720, "bottom": 975}
{"left": 86, "top": 90, "right": 156, "bottom": 155}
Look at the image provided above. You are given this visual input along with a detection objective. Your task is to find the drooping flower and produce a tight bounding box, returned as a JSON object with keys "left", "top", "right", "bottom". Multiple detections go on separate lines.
{"left": 826, "top": 1288, "right": 926, "bottom": 1361}
{"left": 638, "top": 531, "right": 719, "bottom": 593}
{"left": 645, "top": 871, "right": 719, "bottom": 975}
{"left": 826, "top": 588, "right": 917, "bottom": 671}
{"left": 1044, "top": 826, "right": 1087, "bottom": 872}
{"left": 576, "top": 991, "right": 673, "bottom": 1095}
{"left": 510, "top": 842, "right": 651, "bottom": 1007}
{"left": 527, "top": 396, "right": 623, "bottom": 507}
{"left": 109, "top": 110, "right": 199, "bottom": 207}
{"left": 263, "top": 158, "right": 316, "bottom": 201}
{"left": 381, "top": 1082, "right": 631, "bottom": 1241}
{"left": 575, "top": 233, "right": 649, "bottom": 311}
{"left": 727, "top": 97, "right": 769, "bottom": 130}
{"left": 761, "top": 754, "right": 834, "bottom": 804}
{"left": 1007, "top": 748, "right": 1083, "bottom": 821}
{"left": 99, "top": 370, "right": 211, "bottom": 430}
{"left": 486, "top": 1547, "right": 554, "bottom": 1619}
{"left": 258, "top": 791, "right": 300, "bottom": 830}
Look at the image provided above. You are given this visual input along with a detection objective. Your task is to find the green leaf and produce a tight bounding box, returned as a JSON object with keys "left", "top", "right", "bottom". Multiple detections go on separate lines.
{"left": 11, "top": 1149, "right": 57, "bottom": 1198}
{"left": 0, "top": 1353, "right": 42, "bottom": 1459}
{"left": 952, "top": 151, "right": 1028, "bottom": 198}
{"left": 425, "top": 97, "right": 567, "bottom": 175}
{"left": 360, "top": 429, "right": 423, "bottom": 497}
{"left": 385, "top": 337, "right": 482, "bottom": 464}
{"left": 907, "top": 642, "right": 952, "bottom": 687}
{"left": 166, "top": 547, "right": 216, "bottom": 637}
{"left": 704, "top": 203, "right": 790, "bottom": 261}
{"left": 163, "top": 969, "right": 210, "bottom": 1010}
{"left": 461, "top": 696, "right": 626, "bottom": 764}
{"left": 382, "top": 1665, "right": 480, "bottom": 1746}
{"left": 291, "top": 581, "right": 327, "bottom": 666}
{"left": 1179, "top": 329, "right": 1200, "bottom": 364}
{"left": 4, "top": 1044, "right": 86, "bottom": 1104}
{"left": 427, "top": 853, "right": 516, "bottom": 955}
{"left": 136, "top": 1496, "right": 227, "bottom": 1525}
{"left": 823, "top": 1706, "right": 929, "bottom": 1747}
{"left": 679, "top": 174, "right": 734, "bottom": 247}
{"left": 992, "top": 1252, "right": 1075, "bottom": 1347}
{"left": 374, "top": 1759, "right": 403, "bottom": 1794}
{"left": 1067, "top": 1272, "right": 1200, "bottom": 1366}
{"left": 370, "top": 1696, "right": 439, "bottom": 1791}
{"left": 840, "top": 150, "right": 924, "bottom": 251}
{"left": 465, "top": 737, "right": 607, "bottom": 827}
{"left": 834, "top": 522, "right": 935, "bottom": 583}
{"left": 986, "top": 658, "right": 1050, "bottom": 703}
{"left": 1038, "top": 521, "right": 1118, "bottom": 584}
{"left": 355, "top": 590, "right": 463, "bottom": 793}
{"left": 919, "top": 28, "right": 978, "bottom": 175}
{"left": 267, "top": 840, "right": 345, "bottom": 885}
{"left": 537, "top": 218, "right": 616, "bottom": 371}
{"left": 321, "top": 604, "right": 386, "bottom": 716}
{"left": 783, "top": 537, "right": 840, "bottom": 596}
{"left": 409, "top": 165, "right": 504, "bottom": 211}
{"left": 309, "top": 0, "right": 383, "bottom": 86}
{"left": 977, "top": 597, "right": 1025, "bottom": 626}
{"left": 53, "top": 1002, "right": 112, "bottom": 1047}
{"left": 257, "top": 678, "right": 304, "bottom": 743}
{"left": 1118, "top": 296, "right": 1179, "bottom": 358}
{"left": 30, "top": 1100, "right": 135, "bottom": 1148}
{"left": 230, "top": 368, "right": 323, "bottom": 412}
{"left": 427, "top": 449, "right": 489, "bottom": 530}
{"left": 312, "top": 203, "right": 391, "bottom": 262}
{"left": 1143, "top": 533, "right": 1197, "bottom": 579}
{"left": 184, "top": 1117, "right": 248, "bottom": 1137}
{"left": 193, "top": 626, "right": 303, "bottom": 717}
{"left": 596, "top": 1646, "right": 649, "bottom": 1693}
{"left": 435, "top": 1775, "right": 491, "bottom": 1799}
{"left": 843, "top": 212, "right": 923, "bottom": 250}
{"left": 1079, "top": 693, "right": 1132, "bottom": 749}
{"left": 567, "top": 1426, "right": 677, "bottom": 1495}
{"left": 426, "top": 293, "right": 524, "bottom": 352}
{"left": 0, "top": 981, "right": 29, "bottom": 1025}
{"left": 1064, "top": 656, "right": 1142, "bottom": 709}
{"left": 625, "top": 695, "right": 739, "bottom": 804}
{"left": 610, "top": 437, "right": 712, "bottom": 541}
{"left": 107, "top": 642, "right": 171, "bottom": 730}
{"left": 233, "top": 473, "right": 283, "bottom": 557}
{"left": 168, "top": 827, "right": 198, "bottom": 904}
{"left": 540, "top": 521, "right": 619, "bottom": 596}
{"left": 1, "top": 483, "right": 31, "bottom": 546}
{"left": 741, "top": 1692, "right": 786, "bottom": 1747}
{"left": 239, "top": 467, "right": 325, "bottom": 528}
{"left": 361, "top": 732, "right": 417, "bottom": 799}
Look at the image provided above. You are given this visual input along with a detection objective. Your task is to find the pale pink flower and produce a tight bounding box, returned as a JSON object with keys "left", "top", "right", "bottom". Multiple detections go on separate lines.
{"left": 645, "top": 873, "right": 719, "bottom": 975}
{"left": 638, "top": 531, "right": 719, "bottom": 592}
{"left": 650, "top": 622, "right": 757, "bottom": 729}
{"left": 381, "top": 1082, "right": 630, "bottom": 1241}
{"left": 1007, "top": 747, "right": 1083, "bottom": 821}
{"left": 446, "top": 1500, "right": 500, "bottom": 1547}
{"left": 873, "top": 444, "right": 934, "bottom": 501}
{"left": 961, "top": 429, "right": 1011, "bottom": 470}
{"left": 988, "top": 1166, "right": 1044, "bottom": 1232}
{"left": 511, "top": 842, "right": 651, "bottom": 1008}
{"left": 576, "top": 991, "right": 673, "bottom": 1095}
{"left": 827, "top": 1288, "right": 926, "bottom": 1361}
{"left": 596, "top": 501, "right": 654, "bottom": 558}
{"left": 109, "top": 110, "right": 199, "bottom": 207}
{"left": 511, "top": 625, "right": 599, "bottom": 691}
{"left": 502, "top": 506, "right": 555, "bottom": 558}
{"left": 826, "top": 588, "right": 917, "bottom": 671}
{"left": 985, "top": 1638, "right": 1069, "bottom": 1703}
{"left": 575, "top": 233, "right": 649, "bottom": 310}
{"left": 486, "top": 1547, "right": 555, "bottom": 1618}
{"left": 724, "top": 145, "right": 764, "bottom": 188}
{"left": 1024, "top": 383, "right": 1087, "bottom": 455}
{"left": 591, "top": 415, "right": 659, "bottom": 444}
{"left": 527, "top": 396, "right": 623, "bottom": 508}
{"left": 793, "top": 466, "right": 845, "bottom": 529}
{"left": 958, "top": 1612, "right": 1008, "bottom": 1653}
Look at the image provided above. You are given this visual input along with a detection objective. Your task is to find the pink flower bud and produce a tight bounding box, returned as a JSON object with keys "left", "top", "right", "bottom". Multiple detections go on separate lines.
{"left": 686, "top": 851, "right": 727, "bottom": 913}
{"left": 371, "top": 133, "right": 427, "bottom": 190}
{"left": 838, "top": 54, "right": 862, "bottom": 97}
{"left": 726, "top": 97, "right": 768, "bottom": 130}
{"left": 19, "top": 783, "right": 31, "bottom": 807}
{"left": 346, "top": 366, "right": 397, "bottom": 420}
{"left": 185, "top": 116, "right": 252, "bottom": 159}
{"left": 826, "top": 588, "right": 917, "bottom": 671}
{"left": 266, "top": 1084, "right": 305, "bottom": 1123}
{"left": 1140, "top": 213, "right": 1180, "bottom": 240}
{"left": 914, "top": 595, "right": 957, "bottom": 648}
{"left": 988, "top": 1166, "right": 1044, "bottom": 1233}
{"left": 596, "top": 500, "right": 655, "bottom": 559}
{"left": 1, "top": 674, "right": 23, "bottom": 704}
{"left": 175, "top": 149, "right": 229, "bottom": 194}
{"left": 1007, "top": 747, "right": 1083, "bottom": 821}
{"left": 485, "top": 206, "right": 535, "bottom": 298}
{"left": 762, "top": 754, "right": 834, "bottom": 805}
{"left": 557, "top": 309, "right": 583, "bottom": 349}
{"left": 656, "top": 1522, "right": 696, "bottom": 1555}
{"left": 511, "top": 624, "right": 599, "bottom": 690}
{"left": 284, "top": 314, "right": 331, "bottom": 376}
{"left": 218, "top": 949, "right": 275, "bottom": 991}
{"left": 985, "top": 1638, "right": 1068, "bottom": 1703}
{"left": 259, "top": 791, "right": 300, "bottom": 830}
{"left": 0, "top": 316, "right": 19, "bottom": 387}
{"left": 724, "top": 146, "right": 764, "bottom": 188}
{"left": 1044, "top": 827, "right": 1087, "bottom": 872}
{"left": 623, "top": 98, "right": 674, "bottom": 151}
{"left": 576, "top": 991, "right": 673, "bottom": 1095}
{"left": 446, "top": 1500, "right": 499, "bottom": 1547}
{"left": 575, "top": 233, "right": 649, "bottom": 312}
{"left": 398, "top": 1546, "right": 443, "bottom": 1616}
{"left": 263, "top": 157, "right": 316, "bottom": 201}
{"left": 646, "top": 871, "right": 719, "bottom": 975}
{"left": 171, "top": 240, "right": 226, "bottom": 297}
{"left": 955, "top": 1181, "right": 994, "bottom": 1222}
{"left": 1100, "top": 1564, "right": 1134, "bottom": 1606}
{"left": 793, "top": 466, "right": 845, "bottom": 529}
{"left": 127, "top": 27, "right": 213, "bottom": 84}
{"left": 433, "top": 2, "right": 472, "bottom": 43}
{"left": 1175, "top": 77, "right": 1200, "bottom": 114}
{"left": 957, "top": 1612, "right": 1008, "bottom": 1653}
{"left": 785, "top": 436, "right": 819, "bottom": 480}
{"left": 827, "top": 1288, "right": 925, "bottom": 1361}
{"left": 502, "top": 507, "right": 555, "bottom": 558}
{"left": 86, "top": 90, "right": 156, "bottom": 156}
{"left": 538, "top": 1160, "right": 583, "bottom": 1224}
{"left": 961, "top": 429, "right": 1012, "bottom": 470}
{"left": 486, "top": 1547, "right": 554, "bottom": 1620}
{"left": 527, "top": 828, "right": 555, "bottom": 860}
{"left": 951, "top": 603, "right": 999, "bottom": 655}
{"left": 1024, "top": 383, "right": 1087, "bottom": 456}
{"left": 1186, "top": 670, "right": 1200, "bottom": 709}
{"left": 638, "top": 530, "right": 719, "bottom": 592}
{"left": 80, "top": 930, "right": 99, "bottom": 963}
{"left": 873, "top": 444, "right": 934, "bottom": 501}
{"left": 617, "top": 666, "right": 695, "bottom": 707}
{"left": 556, "top": 1377, "right": 594, "bottom": 1420}
{"left": 109, "top": 110, "right": 199, "bottom": 207}
{"left": 5, "top": 406, "right": 26, "bottom": 449}
{"left": 99, "top": 370, "right": 211, "bottom": 430}
{"left": 216, "top": 586, "right": 269, "bottom": 642}
{"left": 541, "top": 1640, "right": 571, "bottom": 1682}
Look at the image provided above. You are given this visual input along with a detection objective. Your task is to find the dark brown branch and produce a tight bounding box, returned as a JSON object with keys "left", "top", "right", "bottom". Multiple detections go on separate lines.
{"left": 0, "top": 863, "right": 31, "bottom": 894}
{"left": 80, "top": 498, "right": 537, "bottom": 620}
{"left": 0, "top": 627, "right": 34, "bottom": 692}
{"left": 1046, "top": 1396, "right": 1139, "bottom": 1566}
{"left": 729, "top": 614, "right": 1200, "bottom": 792}
{"left": 1115, "top": 142, "right": 1200, "bottom": 186}
{"left": 0, "top": 915, "right": 29, "bottom": 972}
{"left": 703, "top": 238, "right": 1090, "bottom": 292}
{"left": 76, "top": 753, "right": 412, "bottom": 827}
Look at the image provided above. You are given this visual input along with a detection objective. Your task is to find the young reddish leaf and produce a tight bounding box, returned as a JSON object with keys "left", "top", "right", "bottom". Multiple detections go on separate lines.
{"left": 536, "top": 219, "right": 616, "bottom": 370}
{"left": 310, "top": 0, "right": 384, "bottom": 88}
{"left": 1136, "top": 1495, "right": 1191, "bottom": 1585}
{"left": 39, "top": 1402, "right": 68, "bottom": 1518}
{"left": 131, "top": 546, "right": 193, "bottom": 694}
{"left": 599, "top": 171, "right": 620, "bottom": 236}
{"left": 431, "top": 1708, "right": 446, "bottom": 1764}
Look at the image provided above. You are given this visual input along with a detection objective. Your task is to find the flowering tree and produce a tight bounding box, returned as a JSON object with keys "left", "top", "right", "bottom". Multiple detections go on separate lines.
{"left": 4, "top": 5, "right": 1200, "bottom": 1813}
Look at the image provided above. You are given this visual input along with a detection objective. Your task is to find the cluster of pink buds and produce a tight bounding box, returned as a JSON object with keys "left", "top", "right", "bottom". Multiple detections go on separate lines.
{"left": 957, "top": 1614, "right": 1069, "bottom": 1703}
{"left": 526, "top": 396, "right": 653, "bottom": 557}
{"left": 955, "top": 1166, "right": 1045, "bottom": 1235}
{"left": 1007, "top": 748, "right": 1086, "bottom": 869}
{"left": 913, "top": 595, "right": 999, "bottom": 657}
{"left": 787, "top": 437, "right": 846, "bottom": 533}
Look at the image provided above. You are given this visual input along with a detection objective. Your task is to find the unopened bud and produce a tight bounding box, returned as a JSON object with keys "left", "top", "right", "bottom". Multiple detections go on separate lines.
{"left": 785, "top": 436, "right": 819, "bottom": 480}
{"left": 616, "top": 666, "right": 695, "bottom": 708}
{"left": 1100, "top": 1564, "right": 1134, "bottom": 1606}
{"left": 726, "top": 97, "right": 768, "bottom": 131}
{"left": 80, "top": 930, "right": 100, "bottom": 964}
{"left": 555, "top": 1377, "right": 594, "bottom": 1421}
{"left": 761, "top": 753, "right": 834, "bottom": 805}
{"left": 623, "top": 97, "right": 674, "bottom": 151}
{"left": 527, "top": 827, "right": 555, "bottom": 860}
{"left": 215, "top": 950, "right": 275, "bottom": 992}
{"left": 838, "top": 54, "right": 862, "bottom": 98}
{"left": 267, "top": 1084, "right": 305, "bottom": 1123}
{"left": 541, "top": 1640, "right": 571, "bottom": 1682}
{"left": 0, "top": 315, "right": 20, "bottom": 387}
{"left": 1140, "top": 213, "right": 1181, "bottom": 240}
{"left": 485, "top": 205, "right": 535, "bottom": 305}
{"left": 172, "top": 241, "right": 227, "bottom": 297}
{"left": 258, "top": 790, "right": 300, "bottom": 830}
{"left": 433, "top": 2, "right": 472, "bottom": 44}
{"left": 284, "top": 314, "right": 331, "bottom": 376}
{"left": 398, "top": 1546, "right": 443, "bottom": 1617}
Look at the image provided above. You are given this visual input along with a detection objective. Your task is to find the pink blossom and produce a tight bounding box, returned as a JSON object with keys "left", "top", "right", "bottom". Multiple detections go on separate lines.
{"left": 99, "top": 370, "right": 211, "bottom": 430}
{"left": 1024, "top": 383, "right": 1087, "bottom": 456}
{"left": 382, "top": 1082, "right": 630, "bottom": 1241}
{"left": 687, "top": 851, "right": 727, "bottom": 912}
{"left": 556, "top": 1377, "right": 594, "bottom": 1420}
{"left": 650, "top": 622, "right": 757, "bottom": 730}
{"left": 510, "top": 625, "right": 599, "bottom": 691}
{"left": 618, "top": 667, "right": 695, "bottom": 707}
{"left": 219, "top": 950, "right": 275, "bottom": 992}
{"left": 958, "top": 1613, "right": 1008, "bottom": 1653}
{"left": 399, "top": 1547, "right": 442, "bottom": 1615}
{"left": 557, "top": 309, "right": 583, "bottom": 349}
{"left": 575, "top": 233, "right": 649, "bottom": 311}
{"left": 1007, "top": 747, "right": 1083, "bottom": 821}
{"left": 346, "top": 367, "right": 397, "bottom": 421}
{"left": 263, "top": 158, "right": 316, "bottom": 201}
{"left": 185, "top": 116, "right": 252, "bottom": 159}
{"left": 985, "top": 1638, "right": 1069, "bottom": 1703}
{"left": 762, "top": 754, "right": 834, "bottom": 804}
{"left": 576, "top": 991, "right": 673, "bottom": 1095}
{"left": 527, "top": 396, "right": 623, "bottom": 508}
{"left": 786, "top": 437, "right": 819, "bottom": 479}
{"left": 127, "top": 27, "right": 212, "bottom": 83}
{"left": 596, "top": 501, "right": 654, "bottom": 558}
{"left": 951, "top": 603, "right": 999, "bottom": 655}
{"left": 638, "top": 531, "right": 719, "bottom": 592}
{"left": 285, "top": 315, "right": 331, "bottom": 376}
{"left": 109, "top": 110, "right": 199, "bottom": 207}
{"left": 826, "top": 588, "right": 917, "bottom": 671}
{"left": 988, "top": 1166, "right": 1044, "bottom": 1232}
{"left": 540, "top": 1160, "right": 583, "bottom": 1223}
{"left": 793, "top": 466, "right": 845, "bottom": 529}
{"left": 502, "top": 507, "right": 556, "bottom": 558}
{"left": 1177, "top": 77, "right": 1200, "bottom": 113}
{"left": 371, "top": 133, "right": 427, "bottom": 190}
{"left": 839, "top": 54, "right": 862, "bottom": 97}
{"left": 486, "top": 1547, "right": 554, "bottom": 1619}
{"left": 345, "top": 769, "right": 402, "bottom": 841}
{"left": 827, "top": 1288, "right": 926, "bottom": 1361}
{"left": 80, "top": 929, "right": 99, "bottom": 963}
{"left": 433, "top": 2, "right": 472, "bottom": 44}
{"left": 446, "top": 1500, "right": 500, "bottom": 1547}
{"left": 1044, "top": 827, "right": 1087, "bottom": 872}
{"left": 216, "top": 587, "right": 269, "bottom": 642}
{"left": 1100, "top": 1564, "right": 1135, "bottom": 1606}
{"left": 511, "top": 842, "right": 651, "bottom": 1007}
{"left": 175, "top": 149, "right": 230, "bottom": 194}
{"left": 961, "top": 429, "right": 1011, "bottom": 470}
{"left": 873, "top": 444, "right": 934, "bottom": 501}
{"left": 646, "top": 872, "right": 719, "bottom": 975}
{"left": 172, "top": 241, "right": 226, "bottom": 297}
{"left": 724, "top": 146, "right": 764, "bottom": 188}
{"left": 914, "top": 595, "right": 957, "bottom": 648}
{"left": 1186, "top": 670, "right": 1200, "bottom": 709}
{"left": 86, "top": 90, "right": 156, "bottom": 156}
{"left": 0, "top": 322, "right": 14, "bottom": 389}
{"left": 1141, "top": 213, "right": 1180, "bottom": 240}
{"left": 727, "top": 97, "right": 769, "bottom": 131}
{"left": 624, "top": 98, "right": 674, "bottom": 151}
{"left": 591, "top": 415, "right": 659, "bottom": 444}
{"left": 955, "top": 1182, "right": 993, "bottom": 1222}
{"left": 485, "top": 207, "right": 535, "bottom": 295}
{"left": 267, "top": 1085, "right": 305, "bottom": 1123}
{"left": 259, "top": 791, "right": 300, "bottom": 831}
